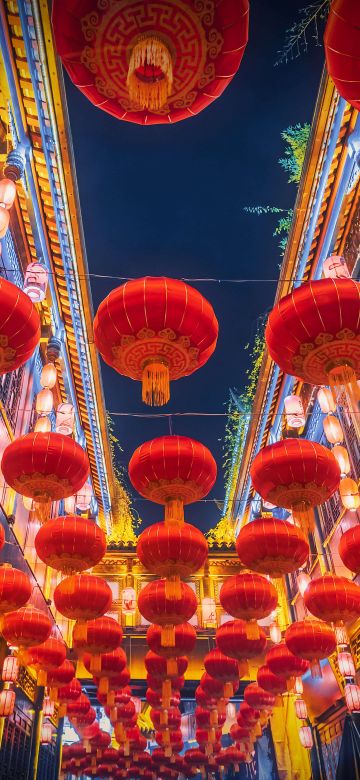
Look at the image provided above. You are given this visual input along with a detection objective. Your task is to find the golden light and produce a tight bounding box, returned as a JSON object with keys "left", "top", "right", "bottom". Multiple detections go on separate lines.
{"left": 24, "top": 262, "right": 49, "bottom": 303}
{"left": 317, "top": 387, "right": 336, "bottom": 415}
{"left": 323, "top": 415, "right": 343, "bottom": 445}
{"left": 299, "top": 725, "right": 313, "bottom": 749}
{"left": 338, "top": 652, "right": 355, "bottom": 679}
{"left": 339, "top": 478, "right": 360, "bottom": 511}
{"left": 2, "top": 656, "right": 18, "bottom": 683}
{"left": 40, "top": 363, "right": 57, "bottom": 390}
{"left": 36, "top": 389, "right": 53, "bottom": 415}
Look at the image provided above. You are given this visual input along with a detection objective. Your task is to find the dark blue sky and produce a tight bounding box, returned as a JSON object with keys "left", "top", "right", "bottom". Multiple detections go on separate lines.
{"left": 64, "top": 0, "right": 324, "bottom": 532}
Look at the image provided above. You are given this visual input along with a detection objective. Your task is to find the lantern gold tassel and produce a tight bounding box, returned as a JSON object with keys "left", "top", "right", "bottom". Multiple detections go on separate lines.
{"left": 34, "top": 499, "right": 51, "bottom": 525}
{"left": 224, "top": 682, "right": 234, "bottom": 698}
{"left": 142, "top": 361, "right": 170, "bottom": 406}
{"left": 161, "top": 625, "right": 175, "bottom": 648}
{"left": 245, "top": 620, "right": 260, "bottom": 640}
{"left": 74, "top": 620, "right": 88, "bottom": 643}
{"left": 165, "top": 576, "right": 182, "bottom": 600}
{"left": 210, "top": 709, "right": 218, "bottom": 726}
{"left": 292, "top": 503, "right": 315, "bottom": 533}
{"left": 90, "top": 654, "right": 102, "bottom": 674}
{"left": 166, "top": 658, "right": 178, "bottom": 677}
{"left": 127, "top": 36, "right": 173, "bottom": 111}
{"left": 328, "top": 364, "right": 360, "bottom": 403}
{"left": 164, "top": 498, "right": 184, "bottom": 525}
{"left": 160, "top": 709, "right": 168, "bottom": 726}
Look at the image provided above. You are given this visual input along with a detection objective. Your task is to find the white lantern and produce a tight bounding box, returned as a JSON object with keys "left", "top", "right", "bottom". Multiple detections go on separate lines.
{"left": 41, "top": 721, "right": 52, "bottom": 744}
{"left": 294, "top": 677, "right": 304, "bottom": 695}
{"left": 338, "top": 652, "right": 355, "bottom": 678}
{"left": 332, "top": 445, "right": 350, "bottom": 477}
{"left": 201, "top": 597, "right": 216, "bottom": 627}
{"left": 24, "top": 262, "right": 48, "bottom": 303}
{"left": 323, "top": 255, "right": 351, "bottom": 279}
{"left": 270, "top": 622, "right": 282, "bottom": 644}
{"left": 284, "top": 395, "right": 305, "bottom": 429}
{"left": 0, "top": 179, "right": 16, "bottom": 209}
{"left": 55, "top": 403, "right": 75, "bottom": 435}
{"left": 34, "top": 416, "right": 51, "bottom": 433}
{"left": 341, "top": 512, "right": 359, "bottom": 533}
{"left": 0, "top": 206, "right": 10, "bottom": 238}
{"left": 299, "top": 725, "right": 313, "bottom": 749}
{"left": 64, "top": 495, "right": 76, "bottom": 514}
{"left": 2, "top": 656, "right": 18, "bottom": 683}
{"left": 121, "top": 587, "right": 136, "bottom": 614}
{"left": 295, "top": 699, "right": 308, "bottom": 720}
{"left": 36, "top": 389, "right": 53, "bottom": 415}
{"left": 75, "top": 483, "right": 93, "bottom": 512}
{"left": 0, "top": 689, "right": 15, "bottom": 717}
{"left": 323, "top": 415, "right": 343, "bottom": 445}
{"left": 345, "top": 683, "right": 360, "bottom": 712}
{"left": 40, "top": 363, "right": 57, "bottom": 390}
{"left": 339, "top": 478, "right": 360, "bottom": 511}
{"left": 317, "top": 388, "right": 336, "bottom": 415}
{"left": 226, "top": 702, "right": 236, "bottom": 721}
{"left": 335, "top": 625, "right": 349, "bottom": 649}
{"left": 43, "top": 696, "right": 55, "bottom": 717}
{"left": 297, "top": 572, "right": 311, "bottom": 597}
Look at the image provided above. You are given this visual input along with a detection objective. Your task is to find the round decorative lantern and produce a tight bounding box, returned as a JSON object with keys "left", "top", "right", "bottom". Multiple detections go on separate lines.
{"left": 146, "top": 688, "right": 180, "bottom": 709}
{"left": 204, "top": 649, "right": 244, "bottom": 697}
{"left": 220, "top": 572, "right": 277, "bottom": 636}
{"left": 138, "top": 579, "right": 197, "bottom": 646}
{"left": 339, "top": 525, "right": 360, "bottom": 574}
{"left": 195, "top": 707, "right": 226, "bottom": 729}
{"left": 244, "top": 683, "right": 275, "bottom": 711}
{"left": 0, "top": 689, "right": 15, "bottom": 718}
{"left": 344, "top": 683, "right": 360, "bottom": 712}
{"left": 2, "top": 606, "right": 52, "bottom": 649}
{"left": 339, "top": 477, "right": 360, "bottom": 511}
{"left": 68, "top": 706, "right": 96, "bottom": 728}
{"left": 47, "top": 659, "right": 75, "bottom": 691}
{"left": 338, "top": 651, "right": 356, "bottom": 678}
{"left": 236, "top": 516, "right": 309, "bottom": 577}
{"left": 266, "top": 643, "right": 309, "bottom": 682}
{"left": 215, "top": 747, "right": 247, "bottom": 771}
{"left": 230, "top": 722, "right": 252, "bottom": 745}
{"left": 57, "top": 678, "right": 82, "bottom": 704}
{"left": 54, "top": 574, "right": 113, "bottom": 621}
{"left": 24, "top": 637, "right": 67, "bottom": 685}
{"left": 285, "top": 619, "right": 336, "bottom": 677}
{"left": 151, "top": 707, "right": 181, "bottom": 732}
{"left": 94, "top": 666, "right": 130, "bottom": 695}
{"left": 299, "top": 725, "right": 313, "bottom": 749}
{"left": 238, "top": 701, "right": 260, "bottom": 727}
{"left": 145, "top": 650, "right": 188, "bottom": 682}
{"left": 1, "top": 433, "right": 89, "bottom": 522}
{"left": 257, "top": 665, "right": 288, "bottom": 699}
{"left": 83, "top": 648, "right": 127, "bottom": 690}
{"left": 0, "top": 276, "right": 40, "bottom": 374}
{"left": 35, "top": 516, "right": 106, "bottom": 573}
{"left": 266, "top": 278, "right": 360, "bottom": 391}
{"left": 129, "top": 434, "right": 217, "bottom": 523}
{"left": 200, "top": 672, "right": 227, "bottom": 699}
{"left": 216, "top": 619, "right": 267, "bottom": 661}
{"left": 295, "top": 699, "right": 308, "bottom": 720}
{"left": 67, "top": 694, "right": 91, "bottom": 720}
{"left": 137, "top": 521, "right": 207, "bottom": 596}
{"left": 1, "top": 656, "right": 18, "bottom": 683}
{"left": 147, "top": 622, "right": 196, "bottom": 658}
{"left": 324, "top": 0, "right": 360, "bottom": 110}
{"left": 303, "top": 574, "right": 360, "bottom": 625}
{"left": 250, "top": 438, "right": 340, "bottom": 530}
{"left": 0, "top": 565, "right": 32, "bottom": 613}
{"left": 53, "top": 3, "right": 249, "bottom": 125}
{"left": 73, "top": 616, "right": 123, "bottom": 659}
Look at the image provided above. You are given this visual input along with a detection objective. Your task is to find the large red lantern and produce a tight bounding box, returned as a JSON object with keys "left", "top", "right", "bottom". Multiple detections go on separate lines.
{"left": 147, "top": 622, "right": 196, "bottom": 658}
{"left": 129, "top": 435, "right": 217, "bottom": 523}
{"left": 67, "top": 694, "right": 91, "bottom": 720}
{"left": 244, "top": 683, "right": 275, "bottom": 711}
{"left": 250, "top": 438, "right": 340, "bottom": 530}
{"left": 0, "top": 565, "right": 32, "bottom": 613}
{"left": 47, "top": 659, "right": 75, "bottom": 689}
{"left": 83, "top": 648, "right": 127, "bottom": 689}
{"left": 303, "top": 574, "right": 360, "bottom": 625}
{"left": 0, "top": 276, "right": 40, "bottom": 373}
{"left": 2, "top": 606, "right": 52, "bottom": 649}
{"left": 236, "top": 517, "right": 309, "bottom": 577}
{"left": 54, "top": 574, "right": 112, "bottom": 621}
{"left": 2, "top": 433, "right": 89, "bottom": 522}
{"left": 24, "top": 637, "right": 67, "bottom": 685}
{"left": 338, "top": 525, "right": 360, "bottom": 575}
{"left": 53, "top": 4, "right": 249, "bottom": 126}
{"left": 138, "top": 579, "right": 197, "bottom": 646}
{"left": 72, "top": 616, "right": 123, "bottom": 657}
{"left": 266, "top": 643, "right": 309, "bottom": 682}
{"left": 35, "top": 516, "right": 106, "bottom": 573}
{"left": 266, "top": 278, "right": 360, "bottom": 391}
{"left": 57, "top": 678, "right": 82, "bottom": 704}
{"left": 238, "top": 701, "right": 260, "bottom": 726}
{"left": 324, "top": 1, "right": 360, "bottom": 111}
{"left": 257, "top": 665, "right": 287, "bottom": 699}
{"left": 285, "top": 619, "right": 336, "bottom": 677}
{"left": 94, "top": 278, "right": 218, "bottom": 406}
{"left": 220, "top": 573, "right": 277, "bottom": 638}
{"left": 137, "top": 521, "right": 207, "bottom": 596}
{"left": 216, "top": 619, "right": 266, "bottom": 662}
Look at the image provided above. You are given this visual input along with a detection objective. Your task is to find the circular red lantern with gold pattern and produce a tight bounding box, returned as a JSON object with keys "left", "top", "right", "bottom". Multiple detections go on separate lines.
{"left": 53, "top": 4, "right": 249, "bottom": 126}
{"left": 339, "top": 525, "right": 360, "bottom": 575}
{"left": 244, "top": 683, "right": 275, "bottom": 711}
{"left": 138, "top": 579, "right": 197, "bottom": 647}
{"left": 2, "top": 606, "right": 52, "bottom": 649}
{"left": 325, "top": 1, "right": 360, "bottom": 111}
{"left": 236, "top": 517, "right": 309, "bottom": 577}
{"left": 216, "top": 619, "right": 266, "bottom": 661}
{"left": 250, "top": 438, "right": 340, "bottom": 530}
{"left": 83, "top": 647, "right": 127, "bottom": 679}
{"left": 57, "top": 679, "right": 82, "bottom": 704}
{"left": 195, "top": 707, "right": 226, "bottom": 729}
{"left": 67, "top": 694, "right": 91, "bottom": 719}
{"left": 303, "top": 574, "right": 360, "bottom": 625}
{"left": 266, "top": 643, "right": 309, "bottom": 680}
{"left": 35, "top": 516, "right": 106, "bottom": 573}
{"left": 73, "top": 616, "right": 123, "bottom": 657}
{"left": 54, "top": 574, "right": 112, "bottom": 621}
{"left": 285, "top": 619, "right": 336, "bottom": 677}
{"left": 69, "top": 707, "right": 96, "bottom": 728}
{"left": 0, "top": 565, "right": 32, "bottom": 613}
{"left": 137, "top": 521, "right": 207, "bottom": 579}
{"left": 220, "top": 572, "right": 277, "bottom": 625}
{"left": 0, "top": 276, "right": 40, "bottom": 374}
{"left": 147, "top": 622, "right": 196, "bottom": 658}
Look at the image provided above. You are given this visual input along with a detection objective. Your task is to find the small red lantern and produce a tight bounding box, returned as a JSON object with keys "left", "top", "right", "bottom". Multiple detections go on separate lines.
{"left": 338, "top": 525, "right": 360, "bottom": 575}
{"left": 244, "top": 683, "right": 275, "bottom": 711}
{"left": 220, "top": 572, "right": 277, "bottom": 636}
{"left": 257, "top": 665, "right": 288, "bottom": 698}
{"left": 57, "top": 678, "right": 82, "bottom": 704}
{"left": 67, "top": 693, "right": 91, "bottom": 719}
{"left": 146, "top": 688, "right": 180, "bottom": 709}
{"left": 216, "top": 619, "right": 267, "bottom": 661}
{"left": 338, "top": 651, "right": 356, "bottom": 678}
{"left": 345, "top": 683, "right": 360, "bottom": 712}
{"left": 83, "top": 647, "right": 127, "bottom": 689}
{"left": 35, "top": 516, "right": 106, "bottom": 573}
{"left": 295, "top": 699, "right": 308, "bottom": 720}
{"left": 324, "top": 0, "right": 360, "bottom": 111}
{"left": 230, "top": 723, "right": 252, "bottom": 743}
{"left": 285, "top": 619, "right": 336, "bottom": 677}
{"left": 200, "top": 672, "right": 227, "bottom": 700}
{"left": 2, "top": 656, "right": 18, "bottom": 683}
{"left": 195, "top": 707, "right": 226, "bottom": 729}
{"left": 54, "top": 574, "right": 112, "bottom": 621}
{"left": 151, "top": 707, "right": 181, "bottom": 732}
{"left": 0, "top": 565, "right": 32, "bottom": 613}
{"left": 303, "top": 574, "right": 360, "bottom": 625}
{"left": 72, "top": 616, "right": 123, "bottom": 657}
{"left": 137, "top": 521, "right": 207, "bottom": 596}
{"left": 69, "top": 706, "right": 96, "bottom": 728}
{"left": 299, "top": 725, "right": 313, "bottom": 749}
{"left": 24, "top": 637, "right": 67, "bottom": 685}
{"left": 2, "top": 606, "right": 52, "bottom": 649}
{"left": 0, "top": 276, "right": 40, "bottom": 374}
{"left": 0, "top": 689, "right": 15, "bottom": 717}
{"left": 266, "top": 643, "right": 309, "bottom": 682}
{"left": 215, "top": 747, "right": 246, "bottom": 771}
{"left": 145, "top": 651, "right": 188, "bottom": 680}
{"left": 147, "top": 622, "right": 196, "bottom": 658}
{"left": 138, "top": 579, "right": 197, "bottom": 647}
{"left": 47, "top": 659, "right": 75, "bottom": 688}
{"left": 204, "top": 649, "right": 243, "bottom": 698}
{"left": 236, "top": 516, "right": 309, "bottom": 577}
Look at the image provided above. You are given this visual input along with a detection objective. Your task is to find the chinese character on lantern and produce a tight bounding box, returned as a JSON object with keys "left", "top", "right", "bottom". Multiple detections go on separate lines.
{"left": 55, "top": 403, "right": 75, "bottom": 435}
{"left": 24, "top": 262, "right": 49, "bottom": 303}
{"left": 284, "top": 395, "right": 305, "bottom": 429}
{"left": 323, "top": 255, "right": 350, "bottom": 280}
{"left": 201, "top": 597, "right": 216, "bottom": 627}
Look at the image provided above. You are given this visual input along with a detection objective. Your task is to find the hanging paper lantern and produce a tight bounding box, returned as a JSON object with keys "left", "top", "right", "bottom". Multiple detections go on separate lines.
{"left": 94, "top": 277, "right": 218, "bottom": 406}
{"left": 147, "top": 622, "right": 196, "bottom": 658}
{"left": 36, "top": 389, "right": 53, "bottom": 416}
{"left": 145, "top": 651, "right": 188, "bottom": 681}
{"left": 40, "top": 363, "right": 57, "bottom": 389}
{"left": 0, "top": 565, "right": 32, "bottom": 613}
{"left": 34, "top": 417, "right": 51, "bottom": 434}
{"left": 303, "top": 574, "right": 360, "bottom": 625}
{"left": 138, "top": 579, "right": 197, "bottom": 646}
{"left": 250, "top": 438, "right": 340, "bottom": 531}
{"left": 323, "top": 415, "right": 344, "bottom": 445}
{"left": 146, "top": 688, "right": 180, "bottom": 709}
{"left": 338, "top": 652, "right": 355, "bottom": 678}
{"left": 23, "top": 263, "right": 48, "bottom": 304}
{"left": 2, "top": 656, "right": 18, "bottom": 683}
{"left": 339, "top": 477, "right": 360, "bottom": 511}
{"left": 295, "top": 699, "right": 308, "bottom": 720}
{"left": 204, "top": 649, "right": 244, "bottom": 697}
{"left": 238, "top": 701, "right": 260, "bottom": 727}
{"left": 324, "top": 0, "right": 360, "bottom": 110}
{"left": 73, "top": 616, "right": 123, "bottom": 658}
{"left": 195, "top": 707, "right": 226, "bottom": 729}
{"left": 95, "top": 667, "right": 131, "bottom": 696}
{"left": 229, "top": 722, "right": 252, "bottom": 745}
{"left": 266, "top": 278, "right": 360, "bottom": 392}
{"left": 297, "top": 573, "right": 311, "bottom": 598}
{"left": 35, "top": 516, "right": 106, "bottom": 574}
{"left": 137, "top": 521, "right": 207, "bottom": 597}
{"left": 257, "top": 666, "right": 288, "bottom": 698}
{"left": 270, "top": 622, "right": 282, "bottom": 644}
{"left": 323, "top": 256, "right": 351, "bottom": 280}
{"left": 244, "top": 683, "right": 275, "bottom": 711}
{"left": 266, "top": 643, "right": 309, "bottom": 682}
{"left": 67, "top": 694, "right": 91, "bottom": 719}
{"left": 215, "top": 747, "right": 247, "bottom": 771}
{"left": 129, "top": 434, "right": 217, "bottom": 523}
{"left": 1, "top": 432, "right": 89, "bottom": 522}
{"left": 299, "top": 725, "right": 313, "bottom": 749}
{"left": 2, "top": 606, "right": 52, "bottom": 649}
{"left": 284, "top": 395, "right": 305, "bottom": 429}
{"left": 0, "top": 689, "right": 15, "bottom": 717}
{"left": 216, "top": 619, "right": 267, "bottom": 661}
{"left": 47, "top": 659, "right": 75, "bottom": 689}
{"left": 75, "top": 483, "right": 93, "bottom": 512}
{"left": 200, "top": 672, "right": 228, "bottom": 700}
{"left": 0, "top": 276, "right": 40, "bottom": 373}
{"left": 151, "top": 707, "right": 182, "bottom": 732}
{"left": 53, "top": 3, "right": 249, "bottom": 124}
{"left": 317, "top": 387, "right": 336, "bottom": 414}
{"left": 55, "top": 403, "right": 75, "bottom": 435}
{"left": 0, "top": 178, "right": 16, "bottom": 209}
{"left": 236, "top": 516, "right": 309, "bottom": 577}
{"left": 83, "top": 647, "right": 127, "bottom": 687}
{"left": 57, "top": 678, "right": 82, "bottom": 704}
{"left": 0, "top": 207, "right": 9, "bottom": 238}
{"left": 43, "top": 697, "right": 55, "bottom": 718}
{"left": 196, "top": 727, "right": 222, "bottom": 747}
{"left": 24, "top": 637, "right": 67, "bottom": 685}
{"left": 285, "top": 620, "right": 336, "bottom": 678}
{"left": 345, "top": 683, "right": 360, "bottom": 712}
{"left": 219, "top": 572, "right": 277, "bottom": 637}
{"left": 332, "top": 445, "right": 350, "bottom": 476}
{"left": 54, "top": 574, "right": 113, "bottom": 621}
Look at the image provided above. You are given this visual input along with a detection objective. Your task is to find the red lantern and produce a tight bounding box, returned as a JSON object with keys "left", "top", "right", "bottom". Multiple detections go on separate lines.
{"left": 0, "top": 525, "right": 5, "bottom": 552}
{"left": 230, "top": 723, "right": 252, "bottom": 743}
{"left": 83, "top": 647, "right": 127, "bottom": 687}
{"left": 57, "top": 678, "right": 82, "bottom": 703}
{"left": 220, "top": 572, "right": 277, "bottom": 636}
{"left": 238, "top": 701, "right": 260, "bottom": 727}
{"left": 244, "top": 683, "right": 275, "bottom": 711}
{"left": 216, "top": 619, "right": 267, "bottom": 661}
{"left": 2, "top": 656, "right": 18, "bottom": 683}
{"left": 137, "top": 521, "right": 207, "bottom": 596}
{"left": 0, "top": 276, "right": 40, "bottom": 374}
{"left": 324, "top": 1, "right": 360, "bottom": 110}
{"left": 339, "top": 525, "right": 360, "bottom": 575}
{"left": 67, "top": 694, "right": 91, "bottom": 719}
{"left": 200, "top": 672, "right": 227, "bottom": 700}
{"left": 144, "top": 651, "right": 188, "bottom": 680}
{"left": 95, "top": 667, "right": 130, "bottom": 694}
{"left": 138, "top": 579, "right": 197, "bottom": 647}
{"left": 303, "top": 574, "right": 360, "bottom": 625}
{"left": 2, "top": 606, "right": 52, "bottom": 649}
{"left": 195, "top": 707, "right": 226, "bottom": 729}
{"left": 53, "top": 4, "right": 249, "bottom": 124}
{"left": 0, "top": 565, "right": 32, "bottom": 613}
{"left": 250, "top": 438, "right": 340, "bottom": 531}
{"left": 345, "top": 683, "right": 360, "bottom": 712}
{"left": 35, "top": 516, "right": 106, "bottom": 573}
{"left": 299, "top": 725, "right": 313, "bottom": 749}
{"left": 151, "top": 707, "right": 181, "bottom": 732}
{"left": 204, "top": 649, "right": 243, "bottom": 698}
{"left": 73, "top": 616, "right": 123, "bottom": 657}
{"left": 266, "top": 643, "right": 309, "bottom": 682}
{"left": 285, "top": 619, "right": 336, "bottom": 677}
{"left": 129, "top": 435, "right": 217, "bottom": 523}
{"left": 257, "top": 666, "right": 288, "bottom": 697}
{"left": 69, "top": 706, "right": 96, "bottom": 728}
{"left": 147, "top": 622, "right": 196, "bottom": 658}
{"left": 47, "top": 659, "right": 75, "bottom": 688}
{"left": 146, "top": 688, "right": 180, "bottom": 709}
{"left": 295, "top": 699, "right": 308, "bottom": 720}
{"left": 54, "top": 574, "right": 112, "bottom": 621}
{"left": 236, "top": 516, "right": 309, "bottom": 577}
{"left": 2, "top": 432, "right": 89, "bottom": 522}
{"left": 0, "top": 689, "right": 15, "bottom": 718}
{"left": 24, "top": 637, "right": 67, "bottom": 685}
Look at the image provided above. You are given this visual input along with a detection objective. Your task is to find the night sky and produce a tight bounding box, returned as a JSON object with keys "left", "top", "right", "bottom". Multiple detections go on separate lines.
{"left": 63, "top": 0, "right": 324, "bottom": 533}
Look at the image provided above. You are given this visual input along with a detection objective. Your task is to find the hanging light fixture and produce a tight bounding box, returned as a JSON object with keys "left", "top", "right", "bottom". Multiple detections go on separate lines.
{"left": 0, "top": 689, "right": 15, "bottom": 717}
{"left": 338, "top": 652, "right": 355, "bottom": 679}
{"left": 43, "top": 696, "right": 55, "bottom": 717}
{"left": 323, "top": 416, "right": 344, "bottom": 445}
{"left": 345, "top": 683, "right": 360, "bottom": 713}
{"left": 295, "top": 699, "right": 308, "bottom": 720}
{"left": 270, "top": 622, "right": 282, "bottom": 644}
{"left": 294, "top": 677, "right": 304, "bottom": 695}
{"left": 24, "top": 263, "right": 49, "bottom": 303}
{"left": 40, "top": 363, "right": 57, "bottom": 390}
{"left": 40, "top": 722, "right": 53, "bottom": 744}
{"left": 1, "top": 656, "right": 18, "bottom": 684}
{"left": 339, "top": 478, "right": 360, "bottom": 511}
{"left": 317, "top": 388, "right": 336, "bottom": 414}
{"left": 299, "top": 725, "right": 313, "bottom": 749}
{"left": 297, "top": 572, "right": 311, "bottom": 597}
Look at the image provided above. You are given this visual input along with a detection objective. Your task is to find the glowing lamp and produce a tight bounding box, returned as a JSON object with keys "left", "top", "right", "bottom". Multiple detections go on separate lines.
{"left": 64, "top": 495, "right": 76, "bottom": 514}
{"left": 297, "top": 573, "right": 311, "bottom": 598}
{"left": 76, "top": 483, "right": 93, "bottom": 512}
{"left": 0, "top": 179, "right": 16, "bottom": 209}
{"left": 36, "top": 389, "right": 53, "bottom": 415}
{"left": 338, "top": 652, "right": 355, "bottom": 678}
{"left": 299, "top": 726, "right": 313, "bottom": 749}
{"left": 284, "top": 395, "right": 305, "bottom": 429}
{"left": 55, "top": 403, "right": 75, "bottom": 436}
{"left": 121, "top": 587, "right": 136, "bottom": 614}
{"left": 40, "top": 363, "right": 57, "bottom": 389}
{"left": 323, "top": 416, "right": 343, "bottom": 445}
{"left": 294, "top": 677, "right": 303, "bottom": 695}
{"left": 34, "top": 416, "right": 51, "bottom": 433}
{"left": 24, "top": 262, "right": 48, "bottom": 303}
{"left": 201, "top": 597, "right": 216, "bottom": 627}
{"left": 335, "top": 626, "right": 349, "bottom": 648}
{"left": 323, "top": 256, "right": 350, "bottom": 279}
{"left": 270, "top": 623, "right": 282, "bottom": 644}
{"left": 339, "top": 478, "right": 360, "bottom": 511}
{"left": 43, "top": 696, "right": 55, "bottom": 717}
{"left": 2, "top": 656, "right": 18, "bottom": 683}
{"left": 41, "top": 722, "right": 53, "bottom": 744}
{"left": 0, "top": 689, "right": 15, "bottom": 717}
{"left": 317, "top": 388, "right": 336, "bottom": 415}
{"left": 345, "top": 683, "right": 360, "bottom": 713}
{"left": 332, "top": 445, "right": 350, "bottom": 476}
{"left": 0, "top": 207, "right": 10, "bottom": 238}
{"left": 295, "top": 699, "right": 307, "bottom": 720}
